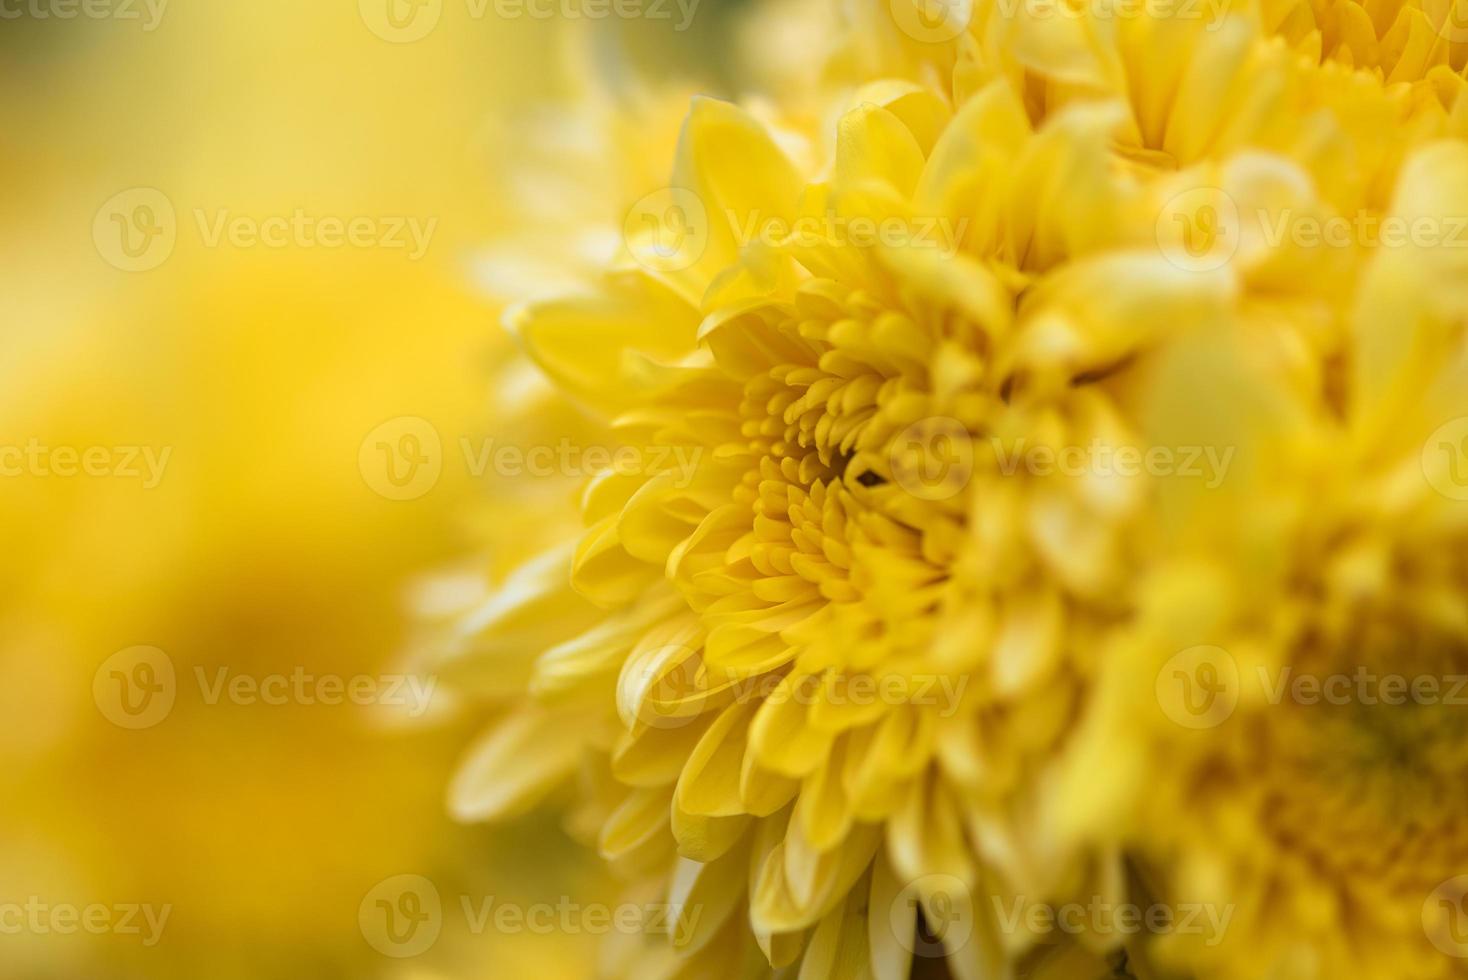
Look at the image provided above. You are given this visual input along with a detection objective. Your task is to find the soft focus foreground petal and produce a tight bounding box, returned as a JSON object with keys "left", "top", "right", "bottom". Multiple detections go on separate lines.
{"left": 449, "top": 707, "right": 586, "bottom": 822}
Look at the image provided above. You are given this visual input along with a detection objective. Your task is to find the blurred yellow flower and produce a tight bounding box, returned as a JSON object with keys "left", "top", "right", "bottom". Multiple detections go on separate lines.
{"left": 1, "top": 6, "right": 619, "bottom": 979}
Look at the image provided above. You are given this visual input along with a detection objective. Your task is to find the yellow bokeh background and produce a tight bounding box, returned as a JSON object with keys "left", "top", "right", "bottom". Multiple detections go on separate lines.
{"left": 0, "top": 2, "right": 729, "bottom": 976}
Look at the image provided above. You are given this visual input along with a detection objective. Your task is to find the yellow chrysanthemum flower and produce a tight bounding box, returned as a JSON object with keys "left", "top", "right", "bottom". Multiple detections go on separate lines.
{"left": 434, "top": 3, "right": 1468, "bottom": 977}
{"left": 1056, "top": 148, "right": 1468, "bottom": 979}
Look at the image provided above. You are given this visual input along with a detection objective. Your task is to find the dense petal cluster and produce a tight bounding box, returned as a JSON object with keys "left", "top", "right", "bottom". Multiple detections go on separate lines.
{"left": 435, "top": 3, "right": 1468, "bottom": 978}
